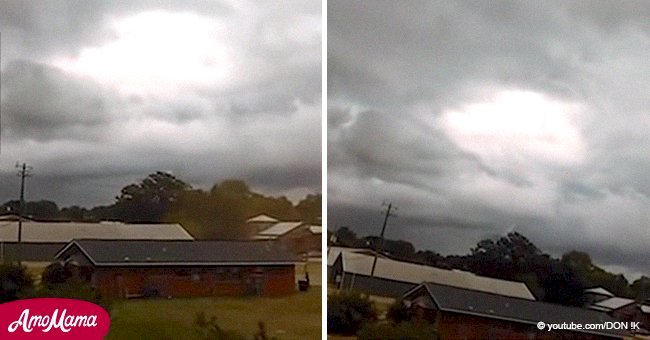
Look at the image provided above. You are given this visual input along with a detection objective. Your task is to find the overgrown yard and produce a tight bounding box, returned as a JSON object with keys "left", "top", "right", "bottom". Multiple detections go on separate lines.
{"left": 107, "top": 287, "right": 322, "bottom": 340}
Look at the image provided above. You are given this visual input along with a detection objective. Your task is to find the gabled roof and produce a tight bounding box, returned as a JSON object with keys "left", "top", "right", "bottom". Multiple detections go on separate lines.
{"left": 55, "top": 239, "right": 298, "bottom": 266}
{"left": 0, "top": 222, "right": 194, "bottom": 243}
{"left": 406, "top": 282, "right": 628, "bottom": 338}
{"left": 336, "top": 250, "right": 535, "bottom": 300}
{"left": 589, "top": 297, "right": 636, "bottom": 311}
{"left": 258, "top": 222, "right": 303, "bottom": 236}
{"left": 585, "top": 286, "right": 615, "bottom": 297}
{"left": 246, "top": 214, "right": 278, "bottom": 223}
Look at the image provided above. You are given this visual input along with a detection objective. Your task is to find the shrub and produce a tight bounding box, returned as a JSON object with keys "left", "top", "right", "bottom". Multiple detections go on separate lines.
{"left": 386, "top": 299, "right": 413, "bottom": 323}
{"left": 41, "top": 262, "right": 74, "bottom": 287}
{"left": 0, "top": 263, "right": 33, "bottom": 303}
{"left": 357, "top": 321, "right": 438, "bottom": 340}
{"left": 327, "top": 291, "right": 377, "bottom": 335}
{"left": 33, "top": 279, "right": 112, "bottom": 312}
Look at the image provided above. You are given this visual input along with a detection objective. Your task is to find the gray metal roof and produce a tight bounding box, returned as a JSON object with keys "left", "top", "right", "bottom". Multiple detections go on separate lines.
{"left": 339, "top": 251, "right": 535, "bottom": 300}
{"left": 409, "top": 282, "right": 628, "bottom": 338}
{"left": 585, "top": 286, "right": 615, "bottom": 297}
{"left": 55, "top": 239, "right": 298, "bottom": 266}
{"left": 258, "top": 222, "right": 303, "bottom": 236}
{"left": 246, "top": 214, "right": 278, "bottom": 223}
{"left": 589, "top": 297, "right": 636, "bottom": 311}
{"left": 0, "top": 221, "right": 194, "bottom": 242}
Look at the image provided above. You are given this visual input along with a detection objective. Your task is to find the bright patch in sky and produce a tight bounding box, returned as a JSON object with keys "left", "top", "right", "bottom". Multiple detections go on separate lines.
{"left": 54, "top": 11, "right": 232, "bottom": 96}
{"left": 440, "top": 89, "right": 585, "bottom": 166}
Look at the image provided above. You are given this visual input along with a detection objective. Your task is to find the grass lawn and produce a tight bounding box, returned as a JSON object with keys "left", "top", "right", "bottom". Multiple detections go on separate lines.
{"left": 107, "top": 287, "right": 322, "bottom": 340}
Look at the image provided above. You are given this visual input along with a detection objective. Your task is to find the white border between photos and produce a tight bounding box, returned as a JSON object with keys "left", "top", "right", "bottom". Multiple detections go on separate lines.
{"left": 321, "top": 0, "right": 328, "bottom": 338}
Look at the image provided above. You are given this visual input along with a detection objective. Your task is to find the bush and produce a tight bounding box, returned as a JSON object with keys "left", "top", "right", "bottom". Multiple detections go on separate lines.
{"left": 386, "top": 299, "right": 413, "bottom": 323}
{"left": 0, "top": 263, "right": 33, "bottom": 303}
{"left": 41, "top": 262, "right": 74, "bottom": 287}
{"left": 33, "top": 279, "right": 112, "bottom": 312}
{"left": 357, "top": 321, "right": 438, "bottom": 340}
{"left": 327, "top": 291, "right": 377, "bottom": 335}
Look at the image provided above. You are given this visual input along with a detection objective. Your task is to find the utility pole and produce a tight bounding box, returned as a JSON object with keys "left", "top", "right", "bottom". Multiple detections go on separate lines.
{"left": 370, "top": 202, "right": 396, "bottom": 277}
{"left": 16, "top": 162, "right": 32, "bottom": 266}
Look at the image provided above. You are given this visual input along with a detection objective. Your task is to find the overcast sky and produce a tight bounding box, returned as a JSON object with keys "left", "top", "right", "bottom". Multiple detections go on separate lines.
{"left": 328, "top": 0, "right": 650, "bottom": 280}
{"left": 0, "top": 0, "right": 321, "bottom": 206}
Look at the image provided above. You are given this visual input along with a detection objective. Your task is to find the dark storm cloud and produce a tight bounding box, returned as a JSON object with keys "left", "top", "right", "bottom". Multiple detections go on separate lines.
{"left": 329, "top": 0, "right": 650, "bottom": 279}
{"left": 0, "top": 0, "right": 321, "bottom": 207}
{"left": 1, "top": 60, "right": 110, "bottom": 141}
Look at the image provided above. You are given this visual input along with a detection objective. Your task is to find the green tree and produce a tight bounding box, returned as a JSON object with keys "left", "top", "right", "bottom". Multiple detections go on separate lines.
{"left": 114, "top": 171, "right": 191, "bottom": 222}
{"left": 296, "top": 193, "right": 321, "bottom": 224}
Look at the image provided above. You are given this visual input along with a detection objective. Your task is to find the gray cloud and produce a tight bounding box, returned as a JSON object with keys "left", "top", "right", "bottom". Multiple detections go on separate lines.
{"left": 2, "top": 60, "right": 111, "bottom": 141}
{"left": 329, "top": 0, "right": 650, "bottom": 280}
{"left": 1, "top": 0, "right": 321, "bottom": 207}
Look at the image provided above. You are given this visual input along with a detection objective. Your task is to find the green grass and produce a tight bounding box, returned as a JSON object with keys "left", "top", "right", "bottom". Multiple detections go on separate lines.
{"left": 107, "top": 287, "right": 322, "bottom": 340}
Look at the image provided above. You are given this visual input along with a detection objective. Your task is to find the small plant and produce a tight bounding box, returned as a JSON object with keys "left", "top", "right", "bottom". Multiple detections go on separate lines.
{"left": 253, "top": 321, "right": 279, "bottom": 340}
{"left": 193, "top": 311, "right": 246, "bottom": 340}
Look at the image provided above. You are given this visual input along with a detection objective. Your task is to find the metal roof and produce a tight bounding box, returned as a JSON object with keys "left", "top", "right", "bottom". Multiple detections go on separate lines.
{"left": 406, "top": 282, "right": 628, "bottom": 339}
{"left": 246, "top": 214, "right": 278, "bottom": 223}
{"left": 339, "top": 251, "right": 535, "bottom": 300}
{"left": 55, "top": 239, "right": 298, "bottom": 266}
{"left": 258, "top": 222, "right": 303, "bottom": 236}
{"left": 327, "top": 246, "right": 371, "bottom": 266}
{"left": 585, "top": 287, "right": 615, "bottom": 297}
{"left": 0, "top": 221, "right": 194, "bottom": 242}
{"left": 589, "top": 297, "right": 635, "bottom": 311}
{"left": 252, "top": 235, "right": 278, "bottom": 240}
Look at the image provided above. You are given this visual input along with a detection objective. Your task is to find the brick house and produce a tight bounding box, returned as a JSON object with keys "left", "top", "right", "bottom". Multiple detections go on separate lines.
{"left": 401, "top": 282, "right": 630, "bottom": 339}
{"left": 54, "top": 239, "right": 298, "bottom": 298}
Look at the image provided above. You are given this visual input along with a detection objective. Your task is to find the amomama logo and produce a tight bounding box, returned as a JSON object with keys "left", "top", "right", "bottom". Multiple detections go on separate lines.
{"left": 0, "top": 298, "right": 110, "bottom": 339}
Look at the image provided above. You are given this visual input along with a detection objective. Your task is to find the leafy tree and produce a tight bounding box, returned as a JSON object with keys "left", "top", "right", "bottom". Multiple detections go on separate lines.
{"left": 539, "top": 261, "right": 586, "bottom": 307}
{"left": 296, "top": 193, "right": 322, "bottom": 224}
{"left": 332, "top": 227, "right": 359, "bottom": 247}
{"left": 114, "top": 171, "right": 191, "bottom": 222}
{"left": 1, "top": 200, "right": 60, "bottom": 220}
{"left": 562, "top": 251, "right": 632, "bottom": 298}
{"left": 631, "top": 276, "right": 650, "bottom": 302}
{"left": 59, "top": 205, "right": 88, "bottom": 221}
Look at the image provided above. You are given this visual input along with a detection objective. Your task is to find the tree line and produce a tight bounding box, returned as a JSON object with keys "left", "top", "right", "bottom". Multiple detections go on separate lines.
{"left": 1, "top": 171, "right": 321, "bottom": 239}
{"left": 331, "top": 227, "right": 650, "bottom": 306}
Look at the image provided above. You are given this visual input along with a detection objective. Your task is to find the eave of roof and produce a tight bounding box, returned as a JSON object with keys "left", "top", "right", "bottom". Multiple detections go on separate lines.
{"left": 55, "top": 239, "right": 298, "bottom": 266}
